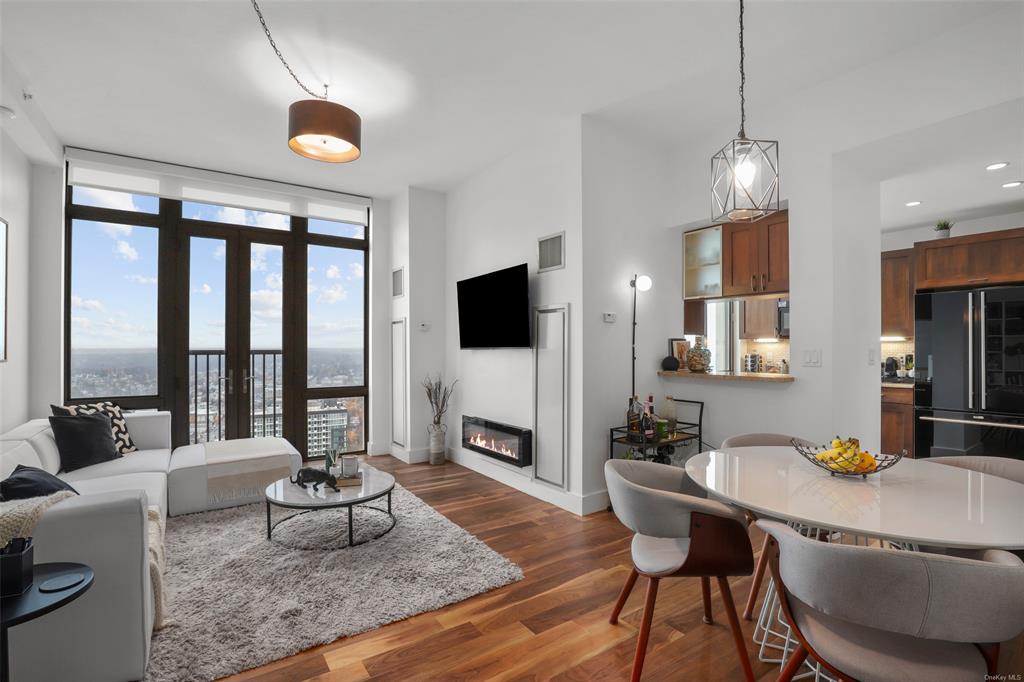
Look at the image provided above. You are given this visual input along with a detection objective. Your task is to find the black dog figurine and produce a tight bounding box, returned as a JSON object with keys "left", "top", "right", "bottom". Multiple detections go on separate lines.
{"left": 290, "top": 467, "right": 341, "bottom": 492}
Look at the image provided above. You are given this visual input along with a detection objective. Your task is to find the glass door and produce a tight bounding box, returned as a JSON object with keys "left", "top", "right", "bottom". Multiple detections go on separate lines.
{"left": 179, "top": 228, "right": 291, "bottom": 443}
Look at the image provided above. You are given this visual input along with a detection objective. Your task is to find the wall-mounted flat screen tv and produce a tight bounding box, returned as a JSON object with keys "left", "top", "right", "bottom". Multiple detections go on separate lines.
{"left": 457, "top": 263, "right": 531, "bottom": 349}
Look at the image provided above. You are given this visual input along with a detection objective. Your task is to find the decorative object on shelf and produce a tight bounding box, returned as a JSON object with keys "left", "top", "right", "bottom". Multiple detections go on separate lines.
{"left": 629, "top": 274, "right": 653, "bottom": 397}
{"left": 934, "top": 219, "right": 953, "bottom": 239}
{"left": 423, "top": 375, "right": 457, "bottom": 465}
{"left": 660, "top": 355, "right": 680, "bottom": 371}
{"left": 711, "top": 0, "right": 779, "bottom": 223}
{"left": 669, "top": 338, "right": 690, "bottom": 363}
{"left": 792, "top": 437, "right": 903, "bottom": 478}
{"left": 251, "top": 0, "right": 361, "bottom": 163}
{"left": 686, "top": 336, "right": 712, "bottom": 372}
{"left": 0, "top": 538, "right": 33, "bottom": 597}
{"left": 658, "top": 396, "right": 677, "bottom": 430}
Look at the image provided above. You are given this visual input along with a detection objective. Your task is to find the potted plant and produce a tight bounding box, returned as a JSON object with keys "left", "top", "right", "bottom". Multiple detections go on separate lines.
{"left": 934, "top": 219, "right": 953, "bottom": 239}
{"left": 423, "top": 375, "right": 457, "bottom": 465}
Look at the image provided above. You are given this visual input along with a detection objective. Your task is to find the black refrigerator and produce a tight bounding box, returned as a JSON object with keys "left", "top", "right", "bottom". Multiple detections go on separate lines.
{"left": 914, "top": 287, "right": 1024, "bottom": 460}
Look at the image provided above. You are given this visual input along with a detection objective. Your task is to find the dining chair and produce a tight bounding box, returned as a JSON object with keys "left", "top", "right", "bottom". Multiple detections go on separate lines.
{"left": 604, "top": 459, "right": 755, "bottom": 682}
{"left": 925, "top": 454, "right": 1024, "bottom": 485}
{"left": 758, "top": 519, "right": 1024, "bottom": 682}
{"left": 719, "top": 432, "right": 816, "bottom": 620}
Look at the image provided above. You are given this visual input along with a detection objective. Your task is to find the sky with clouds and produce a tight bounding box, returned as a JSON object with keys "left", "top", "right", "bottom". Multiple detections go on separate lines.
{"left": 70, "top": 187, "right": 365, "bottom": 352}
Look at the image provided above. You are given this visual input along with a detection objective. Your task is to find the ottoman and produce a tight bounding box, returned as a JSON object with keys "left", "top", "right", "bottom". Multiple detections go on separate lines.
{"left": 168, "top": 437, "right": 302, "bottom": 516}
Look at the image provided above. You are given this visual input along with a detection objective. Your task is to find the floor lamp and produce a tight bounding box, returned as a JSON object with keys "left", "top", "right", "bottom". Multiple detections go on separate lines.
{"left": 630, "top": 274, "right": 652, "bottom": 398}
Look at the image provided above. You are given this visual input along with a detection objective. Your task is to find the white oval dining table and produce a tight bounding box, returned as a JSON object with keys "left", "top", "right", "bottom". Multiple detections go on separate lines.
{"left": 684, "top": 447, "right": 1024, "bottom": 550}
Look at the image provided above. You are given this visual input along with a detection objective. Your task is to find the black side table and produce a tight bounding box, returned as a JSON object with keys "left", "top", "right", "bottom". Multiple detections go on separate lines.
{"left": 0, "top": 563, "right": 94, "bottom": 682}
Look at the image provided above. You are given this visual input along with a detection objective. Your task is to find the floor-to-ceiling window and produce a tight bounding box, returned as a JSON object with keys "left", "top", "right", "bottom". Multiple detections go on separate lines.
{"left": 64, "top": 165, "right": 370, "bottom": 460}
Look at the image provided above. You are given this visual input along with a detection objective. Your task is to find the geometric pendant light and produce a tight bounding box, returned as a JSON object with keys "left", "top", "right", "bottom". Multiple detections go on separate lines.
{"left": 711, "top": 0, "right": 778, "bottom": 221}
{"left": 252, "top": 0, "right": 362, "bottom": 163}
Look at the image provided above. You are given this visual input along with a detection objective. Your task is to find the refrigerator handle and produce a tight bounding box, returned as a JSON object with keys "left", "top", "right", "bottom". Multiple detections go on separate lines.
{"left": 968, "top": 293, "right": 974, "bottom": 410}
{"left": 980, "top": 290, "right": 987, "bottom": 411}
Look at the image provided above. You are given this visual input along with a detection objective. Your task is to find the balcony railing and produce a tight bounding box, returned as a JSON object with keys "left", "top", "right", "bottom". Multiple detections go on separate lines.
{"left": 188, "top": 349, "right": 282, "bottom": 444}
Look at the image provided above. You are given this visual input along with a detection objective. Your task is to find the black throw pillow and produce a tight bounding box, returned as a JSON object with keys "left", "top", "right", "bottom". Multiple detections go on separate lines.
{"left": 0, "top": 465, "right": 78, "bottom": 501}
{"left": 50, "top": 402, "right": 138, "bottom": 455}
{"left": 48, "top": 413, "right": 121, "bottom": 473}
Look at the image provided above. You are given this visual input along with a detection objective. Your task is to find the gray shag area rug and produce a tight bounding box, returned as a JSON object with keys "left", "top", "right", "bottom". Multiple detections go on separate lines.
{"left": 145, "top": 478, "right": 523, "bottom": 682}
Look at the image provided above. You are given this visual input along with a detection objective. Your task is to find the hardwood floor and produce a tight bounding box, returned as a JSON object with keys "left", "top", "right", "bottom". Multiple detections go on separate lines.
{"left": 221, "top": 455, "right": 786, "bottom": 682}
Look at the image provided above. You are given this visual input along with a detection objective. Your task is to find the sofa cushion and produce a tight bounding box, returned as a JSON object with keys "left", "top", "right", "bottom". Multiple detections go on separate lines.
{"left": 71, "top": 472, "right": 168, "bottom": 521}
{"left": 0, "top": 441, "right": 45, "bottom": 479}
{"left": 1, "top": 465, "right": 78, "bottom": 501}
{"left": 1, "top": 420, "right": 61, "bottom": 474}
{"left": 48, "top": 414, "right": 120, "bottom": 473}
{"left": 51, "top": 402, "right": 138, "bottom": 455}
{"left": 60, "top": 449, "right": 172, "bottom": 483}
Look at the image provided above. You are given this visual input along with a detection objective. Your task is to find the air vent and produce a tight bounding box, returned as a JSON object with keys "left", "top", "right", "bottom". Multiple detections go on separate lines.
{"left": 392, "top": 267, "right": 404, "bottom": 297}
{"left": 538, "top": 232, "right": 565, "bottom": 273}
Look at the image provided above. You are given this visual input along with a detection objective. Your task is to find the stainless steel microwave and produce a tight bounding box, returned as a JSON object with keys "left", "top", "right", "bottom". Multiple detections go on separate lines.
{"left": 777, "top": 299, "right": 790, "bottom": 338}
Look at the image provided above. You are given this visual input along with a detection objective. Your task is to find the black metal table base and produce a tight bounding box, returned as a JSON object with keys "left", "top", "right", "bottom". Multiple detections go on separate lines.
{"left": 266, "top": 490, "right": 395, "bottom": 548}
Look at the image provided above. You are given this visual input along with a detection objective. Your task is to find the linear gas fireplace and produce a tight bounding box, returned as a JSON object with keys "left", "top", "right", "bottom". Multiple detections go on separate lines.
{"left": 462, "top": 416, "right": 532, "bottom": 468}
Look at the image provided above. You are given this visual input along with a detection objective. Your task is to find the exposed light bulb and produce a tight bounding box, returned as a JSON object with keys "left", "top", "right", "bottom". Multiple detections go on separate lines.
{"left": 734, "top": 157, "right": 757, "bottom": 189}
{"left": 634, "top": 275, "right": 652, "bottom": 292}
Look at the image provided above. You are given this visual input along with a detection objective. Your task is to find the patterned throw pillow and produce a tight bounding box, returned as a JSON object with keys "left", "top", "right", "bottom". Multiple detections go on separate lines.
{"left": 50, "top": 402, "right": 138, "bottom": 455}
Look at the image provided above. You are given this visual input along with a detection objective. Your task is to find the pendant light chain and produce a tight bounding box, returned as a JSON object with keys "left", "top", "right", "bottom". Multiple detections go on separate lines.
{"left": 251, "top": 0, "right": 328, "bottom": 100}
{"left": 738, "top": 0, "right": 746, "bottom": 139}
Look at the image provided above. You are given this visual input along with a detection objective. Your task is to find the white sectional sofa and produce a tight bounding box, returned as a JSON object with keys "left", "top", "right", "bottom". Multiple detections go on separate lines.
{"left": 0, "top": 411, "right": 301, "bottom": 682}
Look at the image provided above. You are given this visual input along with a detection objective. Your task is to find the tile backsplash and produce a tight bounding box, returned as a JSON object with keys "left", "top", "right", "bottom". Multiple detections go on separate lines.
{"left": 880, "top": 339, "right": 914, "bottom": 373}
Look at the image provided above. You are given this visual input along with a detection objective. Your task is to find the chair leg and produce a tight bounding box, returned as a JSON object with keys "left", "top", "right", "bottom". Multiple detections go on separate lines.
{"left": 630, "top": 576, "right": 659, "bottom": 682}
{"left": 717, "top": 576, "right": 755, "bottom": 682}
{"left": 610, "top": 567, "right": 640, "bottom": 625}
{"left": 778, "top": 644, "right": 808, "bottom": 682}
{"left": 743, "top": 534, "right": 770, "bottom": 620}
{"left": 700, "top": 576, "right": 714, "bottom": 624}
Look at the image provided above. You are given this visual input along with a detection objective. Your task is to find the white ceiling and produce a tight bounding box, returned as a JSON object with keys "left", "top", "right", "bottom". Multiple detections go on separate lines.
{"left": 0, "top": 1, "right": 1014, "bottom": 200}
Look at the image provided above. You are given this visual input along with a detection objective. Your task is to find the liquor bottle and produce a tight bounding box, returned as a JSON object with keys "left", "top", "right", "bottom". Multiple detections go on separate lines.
{"left": 642, "top": 399, "right": 655, "bottom": 440}
{"left": 627, "top": 396, "right": 643, "bottom": 442}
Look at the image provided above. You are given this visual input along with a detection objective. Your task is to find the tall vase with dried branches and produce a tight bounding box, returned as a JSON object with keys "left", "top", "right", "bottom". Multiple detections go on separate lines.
{"left": 423, "top": 375, "right": 457, "bottom": 465}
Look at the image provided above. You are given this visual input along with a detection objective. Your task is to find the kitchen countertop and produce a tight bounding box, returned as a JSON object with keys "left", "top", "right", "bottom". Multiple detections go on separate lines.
{"left": 658, "top": 370, "right": 795, "bottom": 383}
{"left": 881, "top": 381, "right": 914, "bottom": 389}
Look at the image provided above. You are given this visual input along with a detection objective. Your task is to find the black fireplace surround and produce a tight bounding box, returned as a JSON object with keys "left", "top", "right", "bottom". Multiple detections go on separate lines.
{"left": 462, "top": 416, "right": 532, "bottom": 468}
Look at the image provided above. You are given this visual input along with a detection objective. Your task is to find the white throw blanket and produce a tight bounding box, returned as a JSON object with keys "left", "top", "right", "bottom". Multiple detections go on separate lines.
{"left": 0, "top": 491, "right": 76, "bottom": 547}
{"left": 148, "top": 505, "right": 167, "bottom": 629}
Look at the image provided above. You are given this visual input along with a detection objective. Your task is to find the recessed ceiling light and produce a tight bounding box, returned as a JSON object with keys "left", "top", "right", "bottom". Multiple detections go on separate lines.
{"left": 986, "top": 162, "right": 1009, "bottom": 171}
{"left": 1003, "top": 181, "right": 1023, "bottom": 189}
{"left": 905, "top": 201, "right": 922, "bottom": 207}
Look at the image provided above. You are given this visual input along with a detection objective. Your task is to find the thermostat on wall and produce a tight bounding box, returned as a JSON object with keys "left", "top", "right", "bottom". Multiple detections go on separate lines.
{"left": 603, "top": 312, "right": 617, "bottom": 324}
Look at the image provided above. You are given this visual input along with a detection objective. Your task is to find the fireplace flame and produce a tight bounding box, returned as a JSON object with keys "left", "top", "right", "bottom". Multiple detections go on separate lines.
{"left": 469, "top": 433, "right": 517, "bottom": 457}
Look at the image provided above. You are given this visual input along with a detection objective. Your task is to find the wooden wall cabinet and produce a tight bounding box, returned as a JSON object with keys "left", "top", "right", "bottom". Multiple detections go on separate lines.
{"left": 683, "top": 299, "right": 707, "bottom": 336}
{"left": 722, "top": 210, "right": 789, "bottom": 296}
{"left": 915, "top": 226, "right": 1024, "bottom": 290}
{"left": 739, "top": 298, "right": 780, "bottom": 339}
{"left": 881, "top": 249, "right": 914, "bottom": 338}
{"left": 880, "top": 387, "right": 914, "bottom": 457}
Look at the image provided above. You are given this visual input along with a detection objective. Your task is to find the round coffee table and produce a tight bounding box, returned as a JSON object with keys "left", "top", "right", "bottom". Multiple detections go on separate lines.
{"left": 265, "top": 466, "right": 396, "bottom": 547}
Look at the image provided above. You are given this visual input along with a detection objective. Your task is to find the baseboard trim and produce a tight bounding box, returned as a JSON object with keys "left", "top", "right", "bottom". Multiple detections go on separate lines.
{"left": 447, "top": 447, "right": 588, "bottom": 515}
{"left": 391, "top": 446, "right": 430, "bottom": 464}
{"left": 581, "top": 489, "right": 610, "bottom": 515}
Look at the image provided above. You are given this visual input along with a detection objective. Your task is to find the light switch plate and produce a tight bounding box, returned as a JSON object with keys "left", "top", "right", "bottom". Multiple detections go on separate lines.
{"left": 802, "top": 349, "right": 822, "bottom": 367}
{"left": 603, "top": 312, "right": 617, "bottom": 324}
{"left": 867, "top": 348, "right": 876, "bottom": 366}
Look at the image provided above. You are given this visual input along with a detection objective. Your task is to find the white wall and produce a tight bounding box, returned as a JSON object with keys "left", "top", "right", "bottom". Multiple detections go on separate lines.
{"left": 580, "top": 115, "right": 674, "bottom": 500}
{"left": 367, "top": 197, "right": 391, "bottom": 455}
{"left": 27, "top": 163, "right": 63, "bottom": 417}
{"left": 882, "top": 209, "right": 1024, "bottom": 251}
{"left": 444, "top": 118, "right": 586, "bottom": 512}
{"left": 0, "top": 130, "right": 31, "bottom": 431}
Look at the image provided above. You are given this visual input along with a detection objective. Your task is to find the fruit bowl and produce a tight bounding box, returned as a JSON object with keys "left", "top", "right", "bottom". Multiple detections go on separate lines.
{"left": 792, "top": 437, "right": 902, "bottom": 478}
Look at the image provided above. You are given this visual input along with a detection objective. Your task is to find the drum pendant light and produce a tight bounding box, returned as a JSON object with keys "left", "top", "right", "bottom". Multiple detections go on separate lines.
{"left": 252, "top": 0, "right": 362, "bottom": 163}
{"left": 711, "top": 0, "right": 778, "bottom": 222}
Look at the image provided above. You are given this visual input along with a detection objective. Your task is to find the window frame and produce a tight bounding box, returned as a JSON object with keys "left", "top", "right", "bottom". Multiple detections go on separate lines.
{"left": 63, "top": 178, "right": 371, "bottom": 459}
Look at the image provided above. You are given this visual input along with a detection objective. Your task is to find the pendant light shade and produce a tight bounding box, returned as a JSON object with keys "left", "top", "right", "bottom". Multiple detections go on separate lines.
{"left": 711, "top": 0, "right": 779, "bottom": 222}
{"left": 288, "top": 99, "right": 362, "bottom": 163}
{"left": 712, "top": 137, "right": 779, "bottom": 222}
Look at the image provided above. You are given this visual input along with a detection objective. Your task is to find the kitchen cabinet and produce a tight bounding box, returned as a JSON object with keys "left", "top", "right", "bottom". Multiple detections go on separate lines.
{"left": 739, "top": 298, "right": 780, "bottom": 339}
{"left": 881, "top": 249, "right": 914, "bottom": 337}
{"left": 722, "top": 211, "right": 789, "bottom": 296}
{"left": 880, "top": 386, "right": 914, "bottom": 457}
{"left": 683, "top": 226, "right": 723, "bottom": 300}
{"left": 915, "top": 226, "right": 1024, "bottom": 290}
{"left": 683, "top": 299, "right": 706, "bottom": 336}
